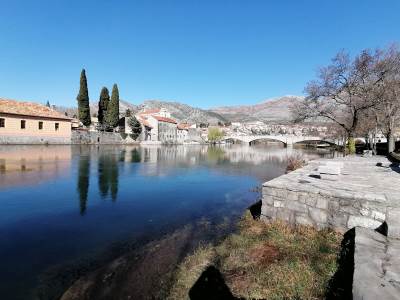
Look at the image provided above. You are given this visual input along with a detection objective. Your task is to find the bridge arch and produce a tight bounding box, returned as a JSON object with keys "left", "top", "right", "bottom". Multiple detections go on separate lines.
{"left": 248, "top": 137, "right": 287, "bottom": 146}
{"left": 293, "top": 139, "right": 337, "bottom": 146}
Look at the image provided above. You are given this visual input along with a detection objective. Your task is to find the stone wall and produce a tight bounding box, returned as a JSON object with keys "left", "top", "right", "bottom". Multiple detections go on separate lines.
{"left": 261, "top": 185, "right": 385, "bottom": 231}
{"left": 0, "top": 135, "right": 70, "bottom": 144}
{"left": 71, "top": 131, "right": 138, "bottom": 145}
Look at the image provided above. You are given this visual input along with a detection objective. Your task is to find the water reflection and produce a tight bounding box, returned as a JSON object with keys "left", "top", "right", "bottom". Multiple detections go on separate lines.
{"left": 77, "top": 152, "right": 90, "bottom": 215}
{"left": 0, "top": 144, "right": 336, "bottom": 300}
{"left": 0, "top": 145, "right": 71, "bottom": 188}
{"left": 0, "top": 145, "right": 336, "bottom": 216}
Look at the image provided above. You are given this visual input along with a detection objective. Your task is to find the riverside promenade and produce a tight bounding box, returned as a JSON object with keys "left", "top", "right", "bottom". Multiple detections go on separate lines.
{"left": 261, "top": 155, "right": 400, "bottom": 299}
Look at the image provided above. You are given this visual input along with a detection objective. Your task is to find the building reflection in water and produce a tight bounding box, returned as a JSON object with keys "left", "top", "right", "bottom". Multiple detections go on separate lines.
{"left": 0, "top": 145, "right": 72, "bottom": 189}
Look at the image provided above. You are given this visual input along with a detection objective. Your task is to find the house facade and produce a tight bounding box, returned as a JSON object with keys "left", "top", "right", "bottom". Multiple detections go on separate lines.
{"left": 136, "top": 108, "right": 178, "bottom": 143}
{"left": 0, "top": 98, "right": 72, "bottom": 144}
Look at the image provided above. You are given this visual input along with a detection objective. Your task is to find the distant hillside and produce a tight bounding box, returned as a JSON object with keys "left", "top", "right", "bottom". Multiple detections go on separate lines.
{"left": 139, "top": 100, "right": 228, "bottom": 124}
{"left": 210, "top": 95, "right": 304, "bottom": 123}
{"left": 54, "top": 99, "right": 138, "bottom": 118}
{"left": 54, "top": 96, "right": 301, "bottom": 124}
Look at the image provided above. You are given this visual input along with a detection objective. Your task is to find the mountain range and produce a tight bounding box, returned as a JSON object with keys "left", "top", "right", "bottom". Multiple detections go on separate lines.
{"left": 55, "top": 95, "right": 302, "bottom": 124}
{"left": 209, "top": 95, "right": 303, "bottom": 123}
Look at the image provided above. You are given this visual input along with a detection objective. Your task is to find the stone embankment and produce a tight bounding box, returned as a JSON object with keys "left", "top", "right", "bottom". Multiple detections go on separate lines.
{"left": 262, "top": 155, "right": 400, "bottom": 299}
{"left": 71, "top": 131, "right": 138, "bottom": 145}
{"left": 261, "top": 156, "right": 400, "bottom": 238}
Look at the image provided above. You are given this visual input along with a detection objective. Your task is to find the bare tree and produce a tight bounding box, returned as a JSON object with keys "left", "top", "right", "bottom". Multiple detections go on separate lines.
{"left": 370, "top": 45, "right": 400, "bottom": 153}
{"left": 291, "top": 49, "right": 385, "bottom": 153}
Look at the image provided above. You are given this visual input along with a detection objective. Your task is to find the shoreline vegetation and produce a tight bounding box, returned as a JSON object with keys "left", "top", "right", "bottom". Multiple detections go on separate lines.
{"left": 167, "top": 212, "right": 341, "bottom": 300}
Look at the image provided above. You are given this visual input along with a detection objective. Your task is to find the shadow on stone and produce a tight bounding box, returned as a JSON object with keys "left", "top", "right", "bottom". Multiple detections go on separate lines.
{"left": 248, "top": 200, "right": 262, "bottom": 220}
{"left": 189, "top": 266, "right": 241, "bottom": 300}
{"left": 325, "top": 228, "right": 355, "bottom": 300}
{"left": 375, "top": 221, "right": 388, "bottom": 237}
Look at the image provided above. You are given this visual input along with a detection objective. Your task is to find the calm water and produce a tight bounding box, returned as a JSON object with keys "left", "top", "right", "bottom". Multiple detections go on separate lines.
{"left": 0, "top": 144, "right": 334, "bottom": 299}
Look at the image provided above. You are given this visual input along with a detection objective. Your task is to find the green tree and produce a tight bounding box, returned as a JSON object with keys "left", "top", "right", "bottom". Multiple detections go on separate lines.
{"left": 46, "top": 100, "right": 51, "bottom": 108}
{"left": 125, "top": 109, "right": 132, "bottom": 117}
{"left": 128, "top": 115, "right": 142, "bottom": 140}
{"left": 105, "top": 84, "right": 120, "bottom": 128}
{"left": 77, "top": 69, "right": 91, "bottom": 126}
{"left": 208, "top": 127, "right": 224, "bottom": 143}
{"left": 98, "top": 87, "right": 110, "bottom": 126}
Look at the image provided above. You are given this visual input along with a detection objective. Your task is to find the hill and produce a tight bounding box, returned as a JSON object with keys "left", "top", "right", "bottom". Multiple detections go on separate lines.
{"left": 210, "top": 95, "right": 303, "bottom": 123}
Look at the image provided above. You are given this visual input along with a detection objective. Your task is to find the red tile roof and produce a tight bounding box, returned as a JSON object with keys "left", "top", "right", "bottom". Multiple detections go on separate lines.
{"left": 152, "top": 115, "right": 177, "bottom": 124}
{"left": 140, "top": 108, "right": 161, "bottom": 115}
{"left": 137, "top": 116, "right": 153, "bottom": 128}
{"left": 177, "top": 123, "right": 191, "bottom": 130}
{"left": 0, "top": 98, "right": 71, "bottom": 120}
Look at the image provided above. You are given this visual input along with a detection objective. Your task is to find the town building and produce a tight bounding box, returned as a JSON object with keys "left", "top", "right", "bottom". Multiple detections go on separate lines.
{"left": 0, "top": 98, "right": 72, "bottom": 144}
{"left": 135, "top": 108, "right": 178, "bottom": 143}
{"left": 177, "top": 123, "right": 190, "bottom": 143}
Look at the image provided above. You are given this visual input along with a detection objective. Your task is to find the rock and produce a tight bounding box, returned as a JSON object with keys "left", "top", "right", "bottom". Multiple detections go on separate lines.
{"left": 347, "top": 216, "right": 382, "bottom": 230}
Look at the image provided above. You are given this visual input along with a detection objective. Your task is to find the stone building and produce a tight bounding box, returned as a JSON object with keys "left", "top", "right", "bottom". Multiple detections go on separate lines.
{"left": 0, "top": 98, "right": 72, "bottom": 144}
{"left": 135, "top": 108, "right": 178, "bottom": 143}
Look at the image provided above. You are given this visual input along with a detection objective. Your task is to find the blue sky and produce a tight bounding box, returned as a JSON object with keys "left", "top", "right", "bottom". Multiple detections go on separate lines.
{"left": 0, "top": 0, "right": 399, "bottom": 109}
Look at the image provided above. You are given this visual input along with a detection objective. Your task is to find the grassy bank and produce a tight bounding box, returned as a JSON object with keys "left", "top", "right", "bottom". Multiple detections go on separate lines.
{"left": 168, "top": 212, "right": 341, "bottom": 299}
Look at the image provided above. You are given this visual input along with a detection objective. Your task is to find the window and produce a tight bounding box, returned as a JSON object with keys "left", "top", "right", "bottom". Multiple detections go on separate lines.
{"left": 38, "top": 121, "right": 43, "bottom": 130}
{"left": 0, "top": 118, "right": 4, "bottom": 128}
{"left": 21, "top": 120, "right": 26, "bottom": 129}
{"left": 55, "top": 123, "right": 59, "bottom": 131}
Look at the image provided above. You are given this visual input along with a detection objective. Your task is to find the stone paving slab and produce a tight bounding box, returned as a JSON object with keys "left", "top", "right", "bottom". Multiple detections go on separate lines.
{"left": 353, "top": 227, "right": 400, "bottom": 300}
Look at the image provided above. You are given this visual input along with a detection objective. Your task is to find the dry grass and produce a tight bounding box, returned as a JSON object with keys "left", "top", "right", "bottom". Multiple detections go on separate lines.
{"left": 286, "top": 153, "right": 306, "bottom": 172}
{"left": 168, "top": 212, "right": 341, "bottom": 300}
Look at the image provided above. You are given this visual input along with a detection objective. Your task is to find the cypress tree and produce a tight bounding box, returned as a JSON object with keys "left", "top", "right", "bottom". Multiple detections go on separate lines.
{"left": 77, "top": 69, "right": 91, "bottom": 126}
{"left": 46, "top": 100, "right": 51, "bottom": 107}
{"left": 98, "top": 87, "right": 110, "bottom": 125}
{"left": 106, "top": 84, "right": 120, "bottom": 128}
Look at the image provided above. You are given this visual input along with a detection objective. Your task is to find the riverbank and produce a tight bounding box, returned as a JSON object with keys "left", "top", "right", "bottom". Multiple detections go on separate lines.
{"left": 168, "top": 212, "right": 341, "bottom": 299}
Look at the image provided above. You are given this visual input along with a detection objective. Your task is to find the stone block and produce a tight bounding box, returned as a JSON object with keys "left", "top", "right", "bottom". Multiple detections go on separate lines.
{"left": 309, "top": 207, "right": 328, "bottom": 224}
{"left": 295, "top": 214, "right": 314, "bottom": 226}
{"left": 286, "top": 191, "right": 298, "bottom": 201}
{"left": 316, "top": 198, "right": 329, "bottom": 210}
{"left": 298, "top": 193, "right": 308, "bottom": 204}
{"left": 387, "top": 207, "right": 400, "bottom": 239}
{"left": 371, "top": 210, "right": 385, "bottom": 221}
{"left": 328, "top": 212, "right": 349, "bottom": 228}
{"left": 285, "top": 201, "right": 308, "bottom": 213}
{"left": 263, "top": 196, "right": 274, "bottom": 205}
{"left": 261, "top": 205, "right": 276, "bottom": 219}
{"left": 273, "top": 200, "right": 284, "bottom": 208}
{"left": 305, "top": 195, "right": 317, "bottom": 206}
{"left": 347, "top": 215, "right": 382, "bottom": 230}
{"left": 276, "top": 209, "right": 293, "bottom": 222}
{"left": 328, "top": 199, "right": 340, "bottom": 211}
{"left": 360, "top": 207, "right": 370, "bottom": 216}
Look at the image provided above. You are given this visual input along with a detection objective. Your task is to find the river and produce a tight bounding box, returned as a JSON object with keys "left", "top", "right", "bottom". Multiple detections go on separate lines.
{"left": 0, "top": 144, "right": 336, "bottom": 299}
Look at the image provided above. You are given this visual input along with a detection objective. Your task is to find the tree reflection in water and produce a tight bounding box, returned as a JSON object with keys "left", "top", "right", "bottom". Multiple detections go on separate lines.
{"left": 77, "top": 153, "right": 90, "bottom": 215}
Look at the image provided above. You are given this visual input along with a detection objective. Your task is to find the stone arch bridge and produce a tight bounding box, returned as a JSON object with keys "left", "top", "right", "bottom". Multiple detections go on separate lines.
{"left": 222, "top": 135, "right": 344, "bottom": 147}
